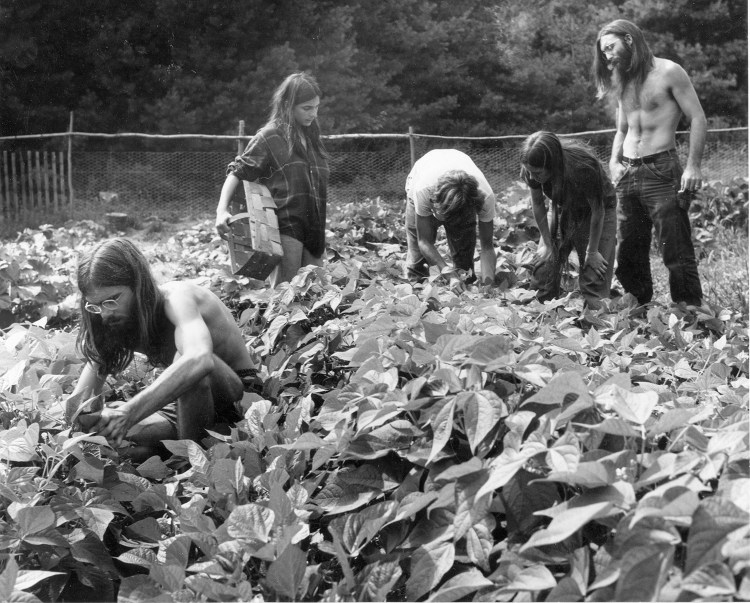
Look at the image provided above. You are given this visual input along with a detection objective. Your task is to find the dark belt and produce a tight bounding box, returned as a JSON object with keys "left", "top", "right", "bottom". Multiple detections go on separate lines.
{"left": 622, "top": 149, "right": 675, "bottom": 166}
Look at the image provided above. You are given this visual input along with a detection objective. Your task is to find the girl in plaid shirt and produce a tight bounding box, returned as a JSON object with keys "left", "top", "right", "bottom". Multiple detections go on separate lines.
{"left": 216, "top": 72, "right": 329, "bottom": 286}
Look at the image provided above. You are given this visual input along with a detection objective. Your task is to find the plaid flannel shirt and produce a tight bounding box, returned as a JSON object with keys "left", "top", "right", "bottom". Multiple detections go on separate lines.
{"left": 227, "top": 125, "right": 329, "bottom": 256}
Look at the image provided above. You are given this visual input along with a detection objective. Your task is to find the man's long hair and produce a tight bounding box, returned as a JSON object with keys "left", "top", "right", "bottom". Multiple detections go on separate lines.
{"left": 433, "top": 171, "right": 483, "bottom": 218}
{"left": 592, "top": 19, "right": 654, "bottom": 101}
{"left": 76, "top": 238, "right": 168, "bottom": 375}
{"left": 267, "top": 71, "right": 328, "bottom": 159}
{"left": 519, "top": 131, "right": 606, "bottom": 212}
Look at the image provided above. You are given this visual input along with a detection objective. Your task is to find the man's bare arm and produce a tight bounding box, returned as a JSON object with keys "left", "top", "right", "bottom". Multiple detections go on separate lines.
{"left": 93, "top": 291, "right": 216, "bottom": 444}
{"left": 609, "top": 105, "right": 628, "bottom": 183}
{"left": 668, "top": 63, "right": 707, "bottom": 191}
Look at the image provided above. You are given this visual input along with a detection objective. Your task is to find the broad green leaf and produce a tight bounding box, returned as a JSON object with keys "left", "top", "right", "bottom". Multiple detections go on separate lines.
{"left": 126, "top": 517, "right": 161, "bottom": 543}
{"left": 265, "top": 545, "right": 307, "bottom": 600}
{"left": 453, "top": 473, "right": 491, "bottom": 540}
{"left": 681, "top": 562, "right": 737, "bottom": 598}
{"left": 209, "top": 458, "right": 244, "bottom": 495}
{"left": 272, "top": 431, "right": 328, "bottom": 451}
{"left": 116, "top": 548, "right": 158, "bottom": 569}
{"left": 427, "top": 399, "right": 456, "bottom": 464}
{"left": 391, "top": 492, "right": 440, "bottom": 524}
{"left": 462, "top": 391, "right": 506, "bottom": 454}
{"left": 345, "top": 420, "right": 419, "bottom": 460}
{"left": 503, "top": 470, "right": 562, "bottom": 538}
{"left": 613, "top": 544, "right": 672, "bottom": 602}
{"left": 465, "top": 517, "right": 493, "bottom": 572}
{"left": 0, "top": 422, "right": 39, "bottom": 462}
{"left": 0, "top": 557, "right": 16, "bottom": 601}
{"left": 357, "top": 559, "right": 402, "bottom": 602}
{"left": 14, "top": 506, "right": 55, "bottom": 537}
{"left": 707, "top": 429, "right": 747, "bottom": 457}
{"left": 647, "top": 408, "right": 699, "bottom": 436}
{"left": 522, "top": 371, "right": 591, "bottom": 407}
{"left": 685, "top": 497, "right": 749, "bottom": 574}
{"left": 514, "top": 363, "right": 553, "bottom": 387}
{"left": 225, "top": 503, "right": 275, "bottom": 543}
{"left": 596, "top": 386, "right": 657, "bottom": 425}
{"left": 149, "top": 563, "right": 185, "bottom": 592}
{"left": 406, "top": 543, "right": 455, "bottom": 601}
{"left": 633, "top": 487, "right": 700, "bottom": 527}
{"left": 582, "top": 418, "right": 639, "bottom": 438}
{"left": 340, "top": 500, "right": 398, "bottom": 555}
{"left": 546, "top": 431, "right": 580, "bottom": 473}
{"left": 427, "top": 568, "right": 493, "bottom": 602}
{"left": 313, "top": 475, "right": 379, "bottom": 516}
{"left": 14, "top": 570, "right": 65, "bottom": 592}
{"left": 521, "top": 501, "right": 612, "bottom": 551}
{"left": 544, "top": 460, "right": 614, "bottom": 488}
{"left": 136, "top": 456, "right": 171, "bottom": 480}
{"left": 81, "top": 507, "right": 115, "bottom": 540}
{"left": 500, "top": 564, "right": 557, "bottom": 593}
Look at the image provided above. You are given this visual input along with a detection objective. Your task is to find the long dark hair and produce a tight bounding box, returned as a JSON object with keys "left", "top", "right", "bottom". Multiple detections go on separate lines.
{"left": 519, "top": 131, "right": 605, "bottom": 211}
{"left": 592, "top": 19, "right": 654, "bottom": 101}
{"left": 267, "top": 71, "right": 328, "bottom": 159}
{"left": 76, "top": 238, "right": 169, "bottom": 375}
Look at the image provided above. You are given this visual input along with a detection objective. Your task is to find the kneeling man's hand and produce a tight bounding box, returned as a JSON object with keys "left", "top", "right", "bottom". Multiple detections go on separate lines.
{"left": 93, "top": 408, "right": 132, "bottom": 448}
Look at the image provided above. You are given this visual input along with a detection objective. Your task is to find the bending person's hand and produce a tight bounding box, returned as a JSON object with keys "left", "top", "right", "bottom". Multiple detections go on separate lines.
{"left": 215, "top": 210, "right": 233, "bottom": 239}
{"left": 92, "top": 408, "right": 132, "bottom": 448}
{"left": 584, "top": 250, "right": 608, "bottom": 278}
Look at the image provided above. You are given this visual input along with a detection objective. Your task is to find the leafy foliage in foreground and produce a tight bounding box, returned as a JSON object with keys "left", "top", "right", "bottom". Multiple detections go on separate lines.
{"left": 0, "top": 182, "right": 748, "bottom": 602}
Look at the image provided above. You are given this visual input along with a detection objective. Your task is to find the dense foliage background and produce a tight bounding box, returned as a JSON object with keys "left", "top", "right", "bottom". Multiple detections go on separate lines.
{"left": 1, "top": 0, "right": 746, "bottom": 137}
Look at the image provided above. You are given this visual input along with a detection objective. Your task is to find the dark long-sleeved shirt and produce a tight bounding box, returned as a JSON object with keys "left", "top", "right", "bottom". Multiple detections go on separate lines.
{"left": 227, "top": 125, "right": 329, "bottom": 256}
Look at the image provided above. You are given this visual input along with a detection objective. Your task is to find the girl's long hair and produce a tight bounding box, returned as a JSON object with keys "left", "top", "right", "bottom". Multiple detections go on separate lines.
{"left": 267, "top": 71, "right": 328, "bottom": 159}
{"left": 519, "top": 131, "right": 605, "bottom": 211}
{"left": 592, "top": 19, "right": 654, "bottom": 101}
{"left": 76, "top": 238, "right": 170, "bottom": 375}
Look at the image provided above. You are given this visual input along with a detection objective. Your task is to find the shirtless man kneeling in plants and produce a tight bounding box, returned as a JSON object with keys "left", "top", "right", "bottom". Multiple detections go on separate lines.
{"left": 68, "top": 237, "right": 255, "bottom": 462}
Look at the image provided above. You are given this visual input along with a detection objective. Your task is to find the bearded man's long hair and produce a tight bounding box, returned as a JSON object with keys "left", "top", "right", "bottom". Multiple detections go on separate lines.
{"left": 76, "top": 238, "right": 170, "bottom": 375}
{"left": 592, "top": 19, "right": 654, "bottom": 101}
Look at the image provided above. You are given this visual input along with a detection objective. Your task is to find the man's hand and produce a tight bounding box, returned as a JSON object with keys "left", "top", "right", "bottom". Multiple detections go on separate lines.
{"left": 92, "top": 407, "right": 132, "bottom": 448}
{"left": 679, "top": 165, "right": 702, "bottom": 193}
{"left": 449, "top": 275, "right": 467, "bottom": 294}
{"left": 609, "top": 160, "right": 626, "bottom": 186}
{"left": 584, "top": 250, "right": 608, "bottom": 278}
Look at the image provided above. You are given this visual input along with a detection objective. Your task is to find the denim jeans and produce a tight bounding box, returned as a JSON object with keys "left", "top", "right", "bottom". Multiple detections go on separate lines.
{"left": 614, "top": 150, "right": 702, "bottom": 305}
{"left": 405, "top": 198, "right": 477, "bottom": 282}
{"left": 531, "top": 200, "right": 617, "bottom": 309}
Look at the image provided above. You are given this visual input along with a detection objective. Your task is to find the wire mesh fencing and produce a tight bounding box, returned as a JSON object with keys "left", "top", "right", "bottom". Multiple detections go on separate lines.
{"left": 0, "top": 128, "right": 746, "bottom": 223}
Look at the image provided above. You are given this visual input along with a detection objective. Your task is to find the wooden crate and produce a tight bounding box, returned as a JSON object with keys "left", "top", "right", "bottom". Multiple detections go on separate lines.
{"left": 226, "top": 182, "right": 283, "bottom": 280}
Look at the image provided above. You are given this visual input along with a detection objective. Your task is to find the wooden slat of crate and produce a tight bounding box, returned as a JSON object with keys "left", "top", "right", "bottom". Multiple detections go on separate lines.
{"left": 226, "top": 182, "right": 283, "bottom": 280}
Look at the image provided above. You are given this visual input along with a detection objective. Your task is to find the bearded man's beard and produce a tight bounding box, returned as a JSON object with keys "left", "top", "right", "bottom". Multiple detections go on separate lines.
{"left": 609, "top": 47, "right": 634, "bottom": 93}
{"left": 101, "top": 313, "right": 140, "bottom": 349}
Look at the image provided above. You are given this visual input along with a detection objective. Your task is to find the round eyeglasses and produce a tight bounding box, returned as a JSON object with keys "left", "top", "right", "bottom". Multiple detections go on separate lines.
{"left": 84, "top": 299, "right": 119, "bottom": 314}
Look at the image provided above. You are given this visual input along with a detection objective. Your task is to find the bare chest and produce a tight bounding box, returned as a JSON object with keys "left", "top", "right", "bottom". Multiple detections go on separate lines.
{"left": 622, "top": 72, "right": 673, "bottom": 113}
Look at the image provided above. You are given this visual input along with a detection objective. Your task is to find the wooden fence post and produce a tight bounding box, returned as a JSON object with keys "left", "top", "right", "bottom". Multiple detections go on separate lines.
{"left": 237, "top": 120, "right": 245, "bottom": 156}
{"left": 408, "top": 126, "right": 416, "bottom": 167}
{"left": 68, "top": 111, "right": 74, "bottom": 219}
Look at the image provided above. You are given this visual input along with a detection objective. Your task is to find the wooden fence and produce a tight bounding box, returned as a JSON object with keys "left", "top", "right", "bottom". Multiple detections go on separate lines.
{"left": 1, "top": 150, "right": 70, "bottom": 218}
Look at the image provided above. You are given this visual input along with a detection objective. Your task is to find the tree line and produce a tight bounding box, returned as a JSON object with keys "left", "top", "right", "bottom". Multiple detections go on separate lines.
{"left": 0, "top": 0, "right": 746, "bottom": 139}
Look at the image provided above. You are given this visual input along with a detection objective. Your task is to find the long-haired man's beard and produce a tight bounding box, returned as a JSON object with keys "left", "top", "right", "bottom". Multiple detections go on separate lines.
{"left": 102, "top": 312, "right": 138, "bottom": 343}
{"left": 609, "top": 46, "right": 633, "bottom": 82}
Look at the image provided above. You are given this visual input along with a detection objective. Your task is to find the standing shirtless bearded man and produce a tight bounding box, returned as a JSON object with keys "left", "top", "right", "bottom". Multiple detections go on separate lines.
{"left": 593, "top": 19, "right": 707, "bottom": 307}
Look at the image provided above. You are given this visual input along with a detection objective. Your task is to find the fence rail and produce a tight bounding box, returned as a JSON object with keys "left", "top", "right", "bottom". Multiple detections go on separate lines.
{"left": 0, "top": 117, "right": 747, "bottom": 223}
